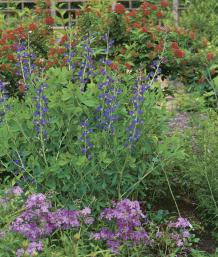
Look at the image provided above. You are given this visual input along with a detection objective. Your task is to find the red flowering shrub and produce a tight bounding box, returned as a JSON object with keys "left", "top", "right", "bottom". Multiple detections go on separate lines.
{"left": 0, "top": 2, "right": 56, "bottom": 93}
{"left": 171, "top": 41, "right": 179, "bottom": 49}
{"left": 0, "top": 0, "right": 216, "bottom": 94}
{"left": 74, "top": 0, "right": 217, "bottom": 85}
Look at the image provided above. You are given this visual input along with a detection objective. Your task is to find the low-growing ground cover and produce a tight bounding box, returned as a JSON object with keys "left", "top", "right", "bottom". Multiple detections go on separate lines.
{"left": 0, "top": 0, "right": 218, "bottom": 256}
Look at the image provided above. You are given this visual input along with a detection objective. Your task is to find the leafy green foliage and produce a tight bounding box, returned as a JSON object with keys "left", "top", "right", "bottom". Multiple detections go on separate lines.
{"left": 181, "top": 0, "right": 218, "bottom": 43}
{"left": 0, "top": 64, "right": 172, "bottom": 209}
{"left": 180, "top": 110, "right": 218, "bottom": 230}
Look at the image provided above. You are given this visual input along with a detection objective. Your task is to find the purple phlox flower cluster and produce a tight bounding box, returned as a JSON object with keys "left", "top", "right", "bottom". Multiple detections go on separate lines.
{"left": 33, "top": 83, "right": 49, "bottom": 140}
{"left": 92, "top": 199, "right": 150, "bottom": 254}
{"left": 16, "top": 241, "right": 43, "bottom": 257}
{"left": 11, "top": 193, "right": 93, "bottom": 242}
{"left": 0, "top": 231, "right": 5, "bottom": 239}
{"left": 11, "top": 186, "right": 23, "bottom": 196}
{"left": 0, "top": 186, "right": 23, "bottom": 206}
{"left": 0, "top": 80, "right": 10, "bottom": 124}
{"left": 168, "top": 217, "right": 192, "bottom": 229}
{"left": 167, "top": 217, "right": 192, "bottom": 248}
{"left": 15, "top": 42, "right": 36, "bottom": 83}
{"left": 76, "top": 35, "right": 96, "bottom": 89}
{"left": 80, "top": 120, "right": 94, "bottom": 158}
{"left": 80, "top": 207, "right": 94, "bottom": 224}
{"left": 11, "top": 193, "right": 53, "bottom": 241}
{"left": 156, "top": 230, "right": 162, "bottom": 238}
{"left": 52, "top": 207, "right": 94, "bottom": 229}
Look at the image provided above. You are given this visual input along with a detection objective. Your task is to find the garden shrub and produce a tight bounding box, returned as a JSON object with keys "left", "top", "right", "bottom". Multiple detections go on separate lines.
{"left": 0, "top": 0, "right": 217, "bottom": 99}
{"left": 0, "top": 0, "right": 55, "bottom": 94}
{"left": 180, "top": 0, "right": 218, "bottom": 43}
{"left": 76, "top": 0, "right": 217, "bottom": 86}
{"left": 0, "top": 32, "right": 180, "bottom": 209}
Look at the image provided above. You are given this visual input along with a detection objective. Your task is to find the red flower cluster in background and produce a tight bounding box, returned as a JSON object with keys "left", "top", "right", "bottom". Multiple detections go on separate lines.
{"left": 44, "top": 0, "right": 52, "bottom": 7}
{"left": 171, "top": 41, "right": 179, "bottom": 49}
{"left": 170, "top": 41, "right": 185, "bottom": 58}
{"left": 141, "top": 27, "right": 148, "bottom": 33}
{"left": 44, "top": 16, "right": 54, "bottom": 25}
{"left": 109, "top": 62, "right": 119, "bottom": 70}
{"left": 207, "top": 52, "right": 214, "bottom": 61}
{"left": 156, "top": 11, "right": 164, "bottom": 19}
{"left": 160, "top": 0, "right": 170, "bottom": 8}
{"left": 128, "top": 9, "right": 137, "bottom": 17}
{"left": 156, "top": 42, "right": 163, "bottom": 53}
{"left": 29, "top": 23, "right": 38, "bottom": 32}
{"left": 133, "top": 22, "right": 140, "bottom": 29}
{"left": 150, "top": 4, "right": 158, "bottom": 11}
{"left": 7, "top": 54, "right": 15, "bottom": 62}
{"left": 140, "top": 1, "right": 150, "bottom": 10}
{"left": 114, "top": 3, "right": 126, "bottom": 14}
{"left": 60, "top": 35, "right": 68, "bottom": 45}
{"left": 125, "top": 62, "right": 132, "bottom": 69}
{"left": 189, "top": 31, "right": 195, "bottom": 40}
{"left": 174, "top": 49, "right": 185, "bottom": 59}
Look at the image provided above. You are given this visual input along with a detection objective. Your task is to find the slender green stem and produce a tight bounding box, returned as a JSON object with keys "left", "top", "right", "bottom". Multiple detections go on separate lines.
{"left": 19, "top": 55, "right": 27, "bottom": 85}
{"left": 161, "top": 164, "right": 181, "bottom": 217}
{"left": 39, "top": 94, "right": 48, "bottom": 167}
{"left": 118, "top": 157, "right": 128, "bottom": 200}
{"left": 121, "top": 162, "right": 155, "bottom": 198}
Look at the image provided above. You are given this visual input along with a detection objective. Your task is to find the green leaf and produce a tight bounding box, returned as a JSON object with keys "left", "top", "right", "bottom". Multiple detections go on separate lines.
{"left": 213, "top": 76, "right": 218, "bottom": 88}
{"left": 62, "top": 89, "right": 73, "bottom": 101}
{"left": 75, "top": 156, "right": 87, "bottom": 167}
{"left": 79, "top": 93, "right": 99, "bottom": 107}
{"left": 57, "top": 153, "right": 72, "bottom": 167}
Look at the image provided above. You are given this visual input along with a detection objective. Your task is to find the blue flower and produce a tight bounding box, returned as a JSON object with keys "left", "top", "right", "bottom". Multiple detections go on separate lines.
{"left": 126, "top": 61, "right": 162, "bottom": 147}
{"left": 32, "top": 83, "right": 49, "bottom": 140}
{"left": 80, "top": 120, "right": 94, "bottom": 157}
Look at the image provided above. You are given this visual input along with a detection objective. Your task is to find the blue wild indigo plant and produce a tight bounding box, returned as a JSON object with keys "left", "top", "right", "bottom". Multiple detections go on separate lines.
{"left": 0, "top": 80, "right": 10, "bottom": 125}
{"left": 0, "top": 33, "right": 168, "bottom": 208}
